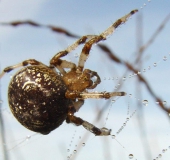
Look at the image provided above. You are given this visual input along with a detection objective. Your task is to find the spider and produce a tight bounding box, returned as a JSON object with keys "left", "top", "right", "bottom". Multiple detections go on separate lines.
{"left": 0, "top": 10, "right": 137, "bottom": 136}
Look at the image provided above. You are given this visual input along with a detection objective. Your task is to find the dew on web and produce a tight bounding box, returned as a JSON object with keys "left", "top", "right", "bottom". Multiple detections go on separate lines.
{"left": 2, "top": 133, "right": 39, "bottom": 152}
{"left": 94, "top": 47, "right": 170, "bottom": 159}
{"left": 82, "top": 142, "right": 85, "bottom": 147}
{"left": 142, "top": 69, "right": 146, "bottom": 72}
{"left": 148, "top": 66, "right": 151, "bottom": 70}
{"left": 129, "top": 154, "right": 134, "bottom": 159}
{"left": 67, "top": 130, "right": 77, "bottom": 159}
{"left": 153, "top": 62, "right": 157, "bottom": 67}
{"left": 26, "top": 135, "right": 31, "bottom": 141}
{"left": 123, "top": 77, "right": 126, "bottom": 81}
{"left": 152, "top": 146, "right": 170, "bottom": 159}
{"left": 163, "top": 56, "right": 167, "bottom": 61}
{"left": 66, "top": 130, "right": 88, "bottom": 160}
{"left": 111, "top": 135, "right": 116, "bottom": 139}
{"left": 142, "top": 100, "right": 149, "bottom": 106}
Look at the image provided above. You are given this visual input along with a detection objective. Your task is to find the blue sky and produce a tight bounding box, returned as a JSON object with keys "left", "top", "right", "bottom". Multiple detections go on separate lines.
{"left": 0, "top": 1, "right": 170, "bottom": 160}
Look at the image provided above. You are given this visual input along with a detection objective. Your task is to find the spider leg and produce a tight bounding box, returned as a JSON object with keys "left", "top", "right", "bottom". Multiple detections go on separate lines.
{"left": 0, "top": 59, "right": 46, "bottom": 78}
{"left": 50, "top": 35, "right": 98, "bottom": 74}
{"left": 78, "top": 10, "right": 138, "bottom": 71}
{"left": 80, "top": 91, "right": 126, "bottom": 99}
{"left": 66, "top": 112, "right": 111, "bottom": 136}
{"left": 66, "top": 90, "right": 126, "bottom": 99}
{"left": 72, "top": 99, "right": 84, "bottom": 111}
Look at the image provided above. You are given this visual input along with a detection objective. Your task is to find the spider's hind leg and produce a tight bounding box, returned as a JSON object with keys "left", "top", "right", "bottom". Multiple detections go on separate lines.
{"left": 66, "top": 112, "right": 111, "bottom": 136}
{"left": 0, "top": 59, "right": 46, "bottom": 79}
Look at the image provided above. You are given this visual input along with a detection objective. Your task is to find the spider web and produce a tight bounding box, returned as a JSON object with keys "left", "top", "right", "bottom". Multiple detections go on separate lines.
{"left": 0, "top": 1, "right": 170, "bottom": 160}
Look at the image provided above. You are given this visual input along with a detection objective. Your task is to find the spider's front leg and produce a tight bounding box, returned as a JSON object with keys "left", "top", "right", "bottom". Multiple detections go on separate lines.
{"left": 78, "top": 10, "right": 138, "bottom": 70}
{"left": 66, "top": 90, "right": 126, "bottom": 100}
{"left": 50, "top": 35, "right": 98, "bottom": 75}
{"left": 65, "top": 89, "right": 126, "bottom": 112}
{"left": 66, "top": 111, "right": 111, "bottom": 136}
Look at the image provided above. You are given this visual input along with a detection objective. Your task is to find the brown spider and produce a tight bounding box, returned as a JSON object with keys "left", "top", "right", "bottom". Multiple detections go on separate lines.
{"left": 0, "top": 10, "right": 138, "bottom": 136}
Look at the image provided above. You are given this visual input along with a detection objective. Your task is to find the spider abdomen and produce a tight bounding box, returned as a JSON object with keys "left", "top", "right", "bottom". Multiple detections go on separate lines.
{"left": 8, "top": 65, "right": 72, "bottom": 134}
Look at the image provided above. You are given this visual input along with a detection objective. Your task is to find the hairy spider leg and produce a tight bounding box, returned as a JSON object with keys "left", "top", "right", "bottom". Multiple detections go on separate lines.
{"left": 0, "top": 59, "right": 46, "bottom": 79}
{"left": 67, "top": 112, "right": 111, "bottom": 136}
{"left": 78, "top": 9, "right": 138, "bottom": 71}
{"left": 50, "top": 35, "right": 98, "bottom": 75}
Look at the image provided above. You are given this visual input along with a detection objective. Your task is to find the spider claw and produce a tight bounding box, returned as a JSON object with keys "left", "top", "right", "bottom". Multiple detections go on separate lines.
{"left": 100, "top": 127, "right": 111, "bottom": 136}
{"left": 131, "top": 9, "right": 138, "bottom": 15}
{"left": 109, "top": 92, "right": 126, "bottom": 98}
{"left": 120, "top": 92, "right": 126, "bottom": 96}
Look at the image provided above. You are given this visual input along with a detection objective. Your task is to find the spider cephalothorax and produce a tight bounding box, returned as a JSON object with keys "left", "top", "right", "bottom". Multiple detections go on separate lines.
{"left": 63, "top": 69, "right": 101, "bottom": 99}
{"left": 0, "top": 10, "right": 138, "bottom": 136}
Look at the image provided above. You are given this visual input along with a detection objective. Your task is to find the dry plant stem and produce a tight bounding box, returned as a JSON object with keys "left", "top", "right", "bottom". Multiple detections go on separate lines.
{"left": 135, "top": 13, "right": 170, "bottom": 63}
{"left": 0, "top": 106, "right": 9, "bottom": 160}
{"left": 0, "top": 20, "right": 79, "bottom": 38}
{"left": 140, "top": 13, "right": 170, "bottom": 53}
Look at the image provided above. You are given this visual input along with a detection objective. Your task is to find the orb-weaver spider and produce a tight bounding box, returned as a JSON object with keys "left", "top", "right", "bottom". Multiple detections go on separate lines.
{"left": 0, "top": 10, "right": 138, "bottom": 136}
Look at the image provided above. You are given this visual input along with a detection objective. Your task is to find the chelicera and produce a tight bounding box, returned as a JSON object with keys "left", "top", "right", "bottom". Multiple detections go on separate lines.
{"left": 0, "top": 10, "right": 137, "bottom": 136}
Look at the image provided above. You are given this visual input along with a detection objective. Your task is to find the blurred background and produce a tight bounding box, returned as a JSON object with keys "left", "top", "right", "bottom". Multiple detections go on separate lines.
{"left": 0, "top": 0, "right": 170, "bottom": 160}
